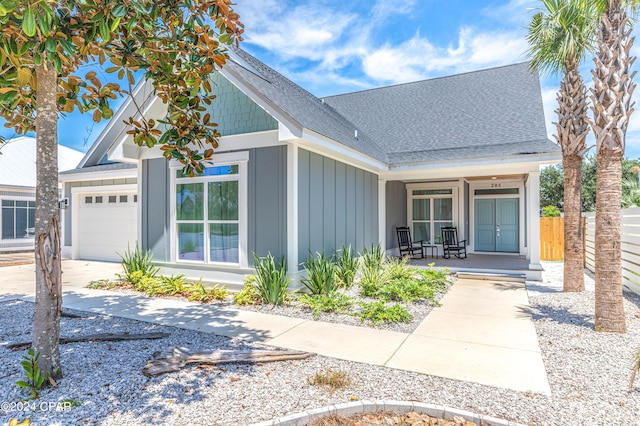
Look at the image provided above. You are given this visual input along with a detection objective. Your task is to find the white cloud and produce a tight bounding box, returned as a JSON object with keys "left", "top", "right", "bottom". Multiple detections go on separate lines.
{"left": 361, "top": 28, "right": 529, "bottom": 84}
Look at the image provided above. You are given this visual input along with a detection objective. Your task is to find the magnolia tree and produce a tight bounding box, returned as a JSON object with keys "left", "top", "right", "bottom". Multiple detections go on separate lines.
{"left": 0, "top": 0, "right": 243, "bottom": 377}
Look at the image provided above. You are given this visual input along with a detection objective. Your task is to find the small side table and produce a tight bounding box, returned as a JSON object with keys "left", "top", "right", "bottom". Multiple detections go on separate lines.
{"left": 422, "top": 244, "right": 437, "bottom": 259}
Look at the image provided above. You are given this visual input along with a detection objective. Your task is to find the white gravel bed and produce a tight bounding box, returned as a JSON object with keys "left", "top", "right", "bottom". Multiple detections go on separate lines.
{"left": 1, "top": 267, "right": 640, "bottom": 425}
{"left": 235, "top": 283, "right": 450, "bottom": 334}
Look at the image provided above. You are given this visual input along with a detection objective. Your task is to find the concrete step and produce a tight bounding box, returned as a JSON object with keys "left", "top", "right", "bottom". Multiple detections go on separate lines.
{"left": 454, "top": 271, "right": 527, "bottom": 283}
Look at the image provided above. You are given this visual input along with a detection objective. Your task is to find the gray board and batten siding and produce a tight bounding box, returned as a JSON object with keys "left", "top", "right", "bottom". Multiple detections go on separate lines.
{"left": 62, "top": 178, "right": 137, "bottom": 246}
{"left": 298, "top": 149, "right": 378, "bottom": 268}
{"left": 140, "top": 146, "right": 287, "bottom": 266}
{"left": 385, "top": 181, "right": 407, "bottom": 250}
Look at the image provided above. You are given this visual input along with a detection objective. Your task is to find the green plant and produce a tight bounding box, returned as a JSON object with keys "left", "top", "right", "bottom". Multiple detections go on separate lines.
{"left": 118, "top": 243, "right": 160, "bottom": 283}
{"left": 335, "top": 245, "right": 358, "bottom": 288}
{"left": 308, "top": 369, "right": 352, "bottom": 392}
{"left": 186, "top": 280, "right": 230, "bottom": 302}
{"left": 297, "top": 292, "right": 354, "bottom": 319}
{"left": 160, "top": 274, "right": 188, "bottom": 295}
{"left": 86, "top": 279, "right": 114, "bottom": 289}
{"left": 234, "top": 276, "right": 261, "bottom": 305}
{"left": 302, "top": 251, "right": 337, "bottom": 295}
{"left": 253, "top": 253, "right": 291, "bottom": 305}
{"left": 542, "top": 205, "right": 561, "bottom": 217}
{"left": 359, "top": 262, "right": 389, "bottom": 298}
{"left": 360, "top": 243, "right": 385, "bottom": 271}
{"left": 355, "top": 301, "right": 413, "bottom": 325}
{"left": 16, "top": 349, "right": 48, "bottom": 400}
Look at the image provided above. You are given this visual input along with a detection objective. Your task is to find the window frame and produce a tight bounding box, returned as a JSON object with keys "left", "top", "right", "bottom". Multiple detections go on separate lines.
{"left": 169, "top": 151, "right": 249, "bottom": 268}
{"left": 0, "top": 196, "right": 36, "bottom": 242}
{"left": 406, "top": 183, "right": 459, "bottom": 246}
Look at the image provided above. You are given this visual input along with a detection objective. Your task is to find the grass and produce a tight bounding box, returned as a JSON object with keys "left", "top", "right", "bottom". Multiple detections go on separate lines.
{"left": 308, "top": 369, "right": 352, "bottom": 392}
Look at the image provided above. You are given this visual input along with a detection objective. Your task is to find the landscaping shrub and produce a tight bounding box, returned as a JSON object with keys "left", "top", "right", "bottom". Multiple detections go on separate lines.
{"left": 335, "top": 245, "right": 358, "bottom": 288}
{"left": 297, "top": 292, "right": 354, "bottom": 319}
{"left": 234, "top": 275, "right": 261, "bottom": 305}
{"left": 355, "top": 301, "right": 413, "bottom": 325}
{"left": 358, "top": 262, "right": 389, "bottom": 298}
{"left": 186, "top": 280, "right": 230, "bottom": 302}
{"left": 302, "top": 251, "right": 337, "bottom": 295}
{"left": 253, "top": 253, "right": 290, "bottom": 305}
{"left": 360, "top": 243, "right": 385, "bottom": 271}
{"left": 118, "top": 243, "right": 159, "bottom": 282}
{"left": 159, "top": 274, "right": 187, "bottom": 296}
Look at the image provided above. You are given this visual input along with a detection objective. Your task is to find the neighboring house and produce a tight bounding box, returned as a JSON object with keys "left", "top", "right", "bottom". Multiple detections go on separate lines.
{"left": 59, "top": 48, "right": 561, "bottom": 281}
{"left": 1, "top": 136, "right": 84, "bottom": 252}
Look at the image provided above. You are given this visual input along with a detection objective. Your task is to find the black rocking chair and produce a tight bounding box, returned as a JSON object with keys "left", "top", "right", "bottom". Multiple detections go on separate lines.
{"left": 441, "top": 226, "right": 467, "bottom": 259}
{"left": 396, "top": 226, "right": 424, "bottom": 259}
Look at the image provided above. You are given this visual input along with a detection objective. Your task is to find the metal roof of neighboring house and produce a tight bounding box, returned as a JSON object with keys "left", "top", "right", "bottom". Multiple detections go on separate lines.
{"left": 59, "top": 162, "right": 137, "bottom": 175}
{"left": 322, "top": 62, "right": 560, "bottom": 165}
{"left": 0, "top": 137, "right": 84, "bottom": 188}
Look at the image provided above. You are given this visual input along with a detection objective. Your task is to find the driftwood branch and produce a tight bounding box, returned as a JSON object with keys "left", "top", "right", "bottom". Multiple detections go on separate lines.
{"left": 8, "top": 332, "right": 170, "bottom": 351}
{"left": 143, "top": 347, "right": 315, "bottom": 377}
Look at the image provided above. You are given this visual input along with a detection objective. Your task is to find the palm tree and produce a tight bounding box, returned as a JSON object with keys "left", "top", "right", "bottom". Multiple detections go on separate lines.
{"left": 590, "top": 0, "right": 639, "bottom": 333}
{"left": 527, "top": 0, "right": 596, "bottom": 292}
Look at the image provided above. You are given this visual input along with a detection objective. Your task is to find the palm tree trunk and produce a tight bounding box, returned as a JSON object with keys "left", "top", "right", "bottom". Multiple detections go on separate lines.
{"left": 590, "top": 0, "right": 633, "bottom": 333}
{"left": 563, "top": 154, "right": 584, "bottom": 292}
{"left": 595, "top": 151, "right": 626, "bottom": 332}
{"left": 556, "top": 63, "right": 588, "bottom": 292}
{"left": 32, "top": 63, "right": 63, "bottom": 377}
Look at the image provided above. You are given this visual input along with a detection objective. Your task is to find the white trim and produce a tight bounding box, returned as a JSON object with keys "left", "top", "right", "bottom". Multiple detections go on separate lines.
{"left": 286, "top": 143, "right": 299, "bottom": 272}
{"left": 467, "top": 179, "right": 525, "bottom": 255}
{"left": 169, "top": 151, "right": 249, "bottom": 268}
{"left": 406, "top": 181, "right": 462, "bottom": 252}
{"left": 378, "top": 178, "right": 386, "bottom": 250}
{"left": 527, "top": 171, "right": 541, "bottom": 267}
{"left": 70, "top": 184, "right": 137, "bottom": 260}
{"left": 299, "top": 129, "right": 387, "bottom": 173}
{"left": 58, "top": 167, "right": 137, "bottom": 183}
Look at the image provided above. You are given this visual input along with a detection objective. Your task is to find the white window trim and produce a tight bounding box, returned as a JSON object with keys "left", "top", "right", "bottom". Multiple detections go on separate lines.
{"left": 406, "top": 181, "right": 462, "bottom": 247}
{"left": 169, "top": 151, "right": 249, "bottom": 268}
{"left": 0, "top": 195, "right": 36, "bottom": 242}
{"left": 467, "top": 179, "right": 525, "bottom": 255}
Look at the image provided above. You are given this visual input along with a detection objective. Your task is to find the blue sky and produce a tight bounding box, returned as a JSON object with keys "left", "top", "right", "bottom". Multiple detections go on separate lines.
{"left": 3, "top": 0, "right": 640, "bottom": 159}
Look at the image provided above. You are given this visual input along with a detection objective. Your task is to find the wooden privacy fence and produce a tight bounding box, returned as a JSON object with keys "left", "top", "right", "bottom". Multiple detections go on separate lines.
{"left": 540, "top": 217, "right": 587, "bottom": 262}
{"left": 584, "top": 208, "right": 640, "bottom": 295}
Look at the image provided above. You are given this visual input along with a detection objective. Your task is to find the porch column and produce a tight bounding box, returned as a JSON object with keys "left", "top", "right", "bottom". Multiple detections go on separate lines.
{"left": 378, "top": 178, "right": 386, "bottom": 250}
{"left": 528, "top": 171, "right": 542, "bottom": 267}
{"left": 286, "top": 143, "right": 299, "bottom": 272}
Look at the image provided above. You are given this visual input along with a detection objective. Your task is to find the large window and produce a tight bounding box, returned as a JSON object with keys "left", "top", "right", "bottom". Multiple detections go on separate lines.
{"left": 175, "top": 165, "right": 240, "bottom": 263}
{"left": 1, "top": 200, "right": 35, "bottom": 240}
{"left": 411, "top": 189, "right": 453, "bottom": 245}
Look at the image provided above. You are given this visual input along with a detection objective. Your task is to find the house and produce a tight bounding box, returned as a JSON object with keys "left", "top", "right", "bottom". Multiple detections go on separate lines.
{"left": 59, "top": 48, "right": 561, "bottom": 281}
{"left": 1, "top": 136, "right": 84, "bottom": 252}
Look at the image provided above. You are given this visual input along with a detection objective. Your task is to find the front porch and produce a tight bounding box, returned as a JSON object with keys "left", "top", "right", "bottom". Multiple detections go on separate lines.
{"left": 407, "top": 253, "right": 540, "bottom": 281}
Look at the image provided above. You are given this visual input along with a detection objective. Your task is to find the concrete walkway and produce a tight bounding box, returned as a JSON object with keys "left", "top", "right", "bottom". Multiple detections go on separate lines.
{"left": 0, "top": 260, "right": 551, "bottom": 395}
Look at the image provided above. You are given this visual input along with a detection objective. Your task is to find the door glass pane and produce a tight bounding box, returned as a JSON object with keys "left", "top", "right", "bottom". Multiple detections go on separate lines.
{"left": 434, "top": 198, "right": 452, "bottom": 220}
{"left": 176, "top": 183, "right": 204, "bottom": 220}
{"left": 2, "top": 207, "right": 14, "bottom": 239}
{"left": 178, "top": 224, "right": 204, "bottom": 261}
{"left": 434, "top": 222, "right": 454, "bottom": 244}
{"left": 210, "top": 223, "right": 239, "bottom": 263}
{"left": 413, "top": 189, "right": 452, "bottom": 195}
{"left": 412, "top": 199, "right": 430, "bottom": 220}
{"left": 413, "top": 222, "right": 430, "bottom": 244}
{"left": 27, "top": 206, "right": 35, "bottom": 237}
{"left": 208, "top": 181, "right": 238, "bottom": 220}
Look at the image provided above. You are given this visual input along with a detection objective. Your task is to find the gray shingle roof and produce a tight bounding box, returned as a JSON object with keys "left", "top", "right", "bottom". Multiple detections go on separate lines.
{"left": 225, "top": 48, "right": 388, "bottom": 162}
{"left": 322, "top": 62, "right": 559, "bottom": 165}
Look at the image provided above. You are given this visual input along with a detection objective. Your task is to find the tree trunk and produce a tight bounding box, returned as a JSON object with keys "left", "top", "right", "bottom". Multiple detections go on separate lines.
{"left": 594, "top": 151, "right": 626, "bottom": 332}
{"left": 32, "top": 63, "right": 63, "bottom": 377}
{"left": 555, "top": 63, "right": 588, "bottom": 292}
{"left": 589, "top": 0, "right": 633, "bottom": 333}
{"left": 563, "top": 154, "right": 584, "bottom": 292}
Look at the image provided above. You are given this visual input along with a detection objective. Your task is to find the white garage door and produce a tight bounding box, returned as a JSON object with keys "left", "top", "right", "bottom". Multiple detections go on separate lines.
{"left": 77, "top": 191, "right": 137, "bottom": 262}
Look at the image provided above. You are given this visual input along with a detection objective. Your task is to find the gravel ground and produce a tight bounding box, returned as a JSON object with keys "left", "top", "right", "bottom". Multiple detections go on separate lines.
{"left": 1, "top": 263, "right": 640, "bottom": 425}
